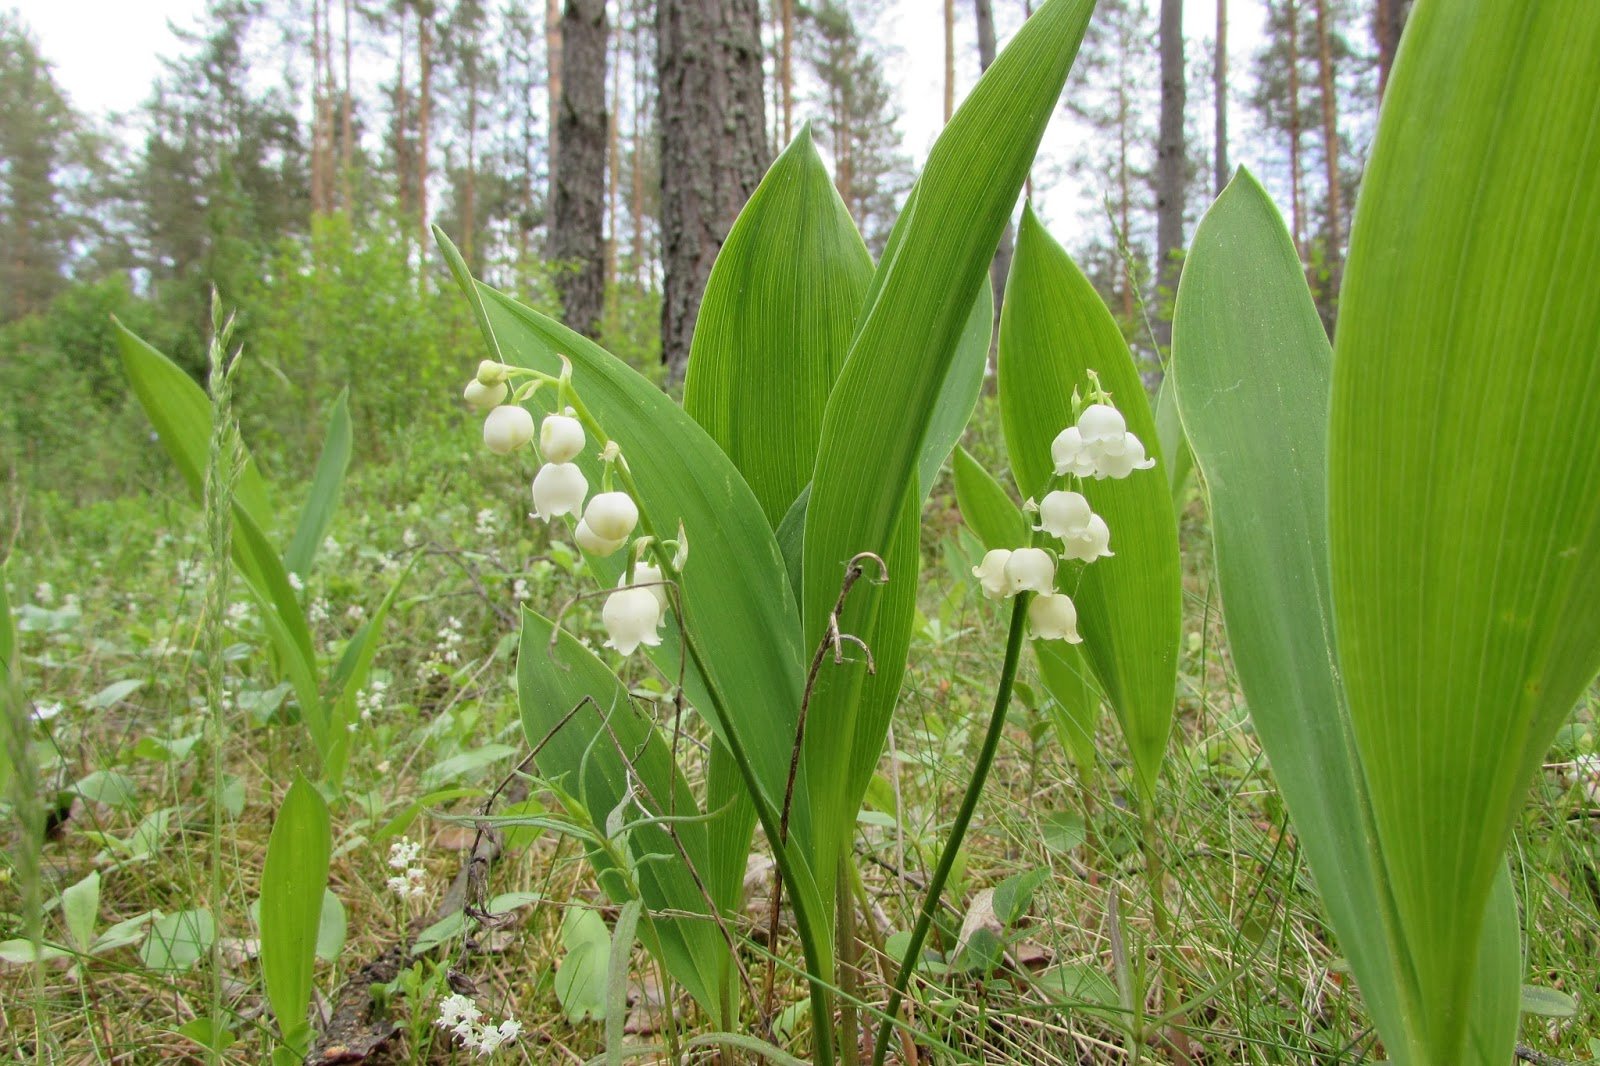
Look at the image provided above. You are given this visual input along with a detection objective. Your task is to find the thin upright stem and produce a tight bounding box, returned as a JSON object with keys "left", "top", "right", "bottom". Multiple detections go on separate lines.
{"left": 872, "top": 595, "right": 1031, "bottom": 1066}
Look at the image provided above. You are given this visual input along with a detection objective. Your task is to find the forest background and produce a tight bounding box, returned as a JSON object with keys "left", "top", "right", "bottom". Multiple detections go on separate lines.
{"left": 2, "top": 0, "right": 1395, "bottom": 495}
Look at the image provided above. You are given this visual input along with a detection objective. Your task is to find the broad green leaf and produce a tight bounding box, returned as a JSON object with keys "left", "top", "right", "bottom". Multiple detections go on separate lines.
{"left": 446, "top": 253, "right": 816, "bottom": 956}
{"left": 1173, "top": 169, "right": 1522, "bottom": 1064}
{"left": 115, "top": 322, "right": 272, "bottom": 525}
{"left": 139, "top": 909, "right": 214, "bottom": 973}
{"left": 998, "top": 205, "right": 1180, "bottom": 801}
{"left": 604, "top": 898, "right": 643, "bottom": 1066}
{"left": 283, "top": 389, "right": 353, "bottom": 577}
{"left": 85, "top": 679, "right": 143, "bottom": 710}
{"left": 259, "top": 771, "right": 331, "bottom": 1053}
{"left": 918, "top": 282, "right": 995, "bottom": 499}
{"left": 1153, "top": 376, "right": 1192, "bottom": 506}
{"left": 1328, "top": 4, "right": 1600, "bottom": 1060}
{"left": 518, "top": 608, "right": 733, "bottom": 1025}
{"left": 951, "top": 446, "right": 1025, "bottom": 552}
{"left": 315, "top": 889, "right": 346, "bottom": 963}
{"left": 683, "top": 127, "right": 874, "bottom": 527}
{"left": 326, "top": 556, "right": 417, "bottom": 782}
{"left": 556, "top": 908, "right": 611, "bottom": 1024}
{"left": 61, "top": 871, "right": 99, "bottom": 954}
{"left": 800, "top": 0, "right": 1097, "bottom": 905}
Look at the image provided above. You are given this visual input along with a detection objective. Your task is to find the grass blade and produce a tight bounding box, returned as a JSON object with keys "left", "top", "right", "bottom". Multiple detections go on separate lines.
{"left": 283, "top": 389, "right": 353, "bottom": 578}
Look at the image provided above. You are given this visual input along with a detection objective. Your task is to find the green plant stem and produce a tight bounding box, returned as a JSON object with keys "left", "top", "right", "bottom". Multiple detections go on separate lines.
{"left": 562, "top": 395, "right": 838, "bottom": 1066}
{"left": 872, "top": 594, "right": 1030, "bottom": 1066}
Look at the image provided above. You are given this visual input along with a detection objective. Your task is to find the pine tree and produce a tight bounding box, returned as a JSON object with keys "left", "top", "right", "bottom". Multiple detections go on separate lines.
{"left": 549, "top": 0, "right": 608, "bottom": 338}
{"left": 0, "top": 15, "right": 82, "bottom": 322}
{"left": 800, "top": 0, "right": 912, "bottom": 256}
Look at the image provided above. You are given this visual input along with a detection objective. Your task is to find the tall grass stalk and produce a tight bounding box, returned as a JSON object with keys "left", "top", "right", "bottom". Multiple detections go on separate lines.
{"left": 872, "top": 593, "right": 1030, "bottom": 1066}
{"left": 200, "top": 292, "right": 243, "bottom": 1060}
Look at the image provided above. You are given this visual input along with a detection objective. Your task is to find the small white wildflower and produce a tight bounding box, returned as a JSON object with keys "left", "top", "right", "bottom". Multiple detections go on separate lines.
{"left": 1092, "top": 433, "right": 1156, "bottom": 479}
{"left": 622, "top": 563, "right": 669, "bottom": 610}
{"left": 34, "top": 582, "right": 54, "bottom": 605}
{"left": 402, "top": 528, "right": 420, "bottom": 549}
{"left": 226, "top": 601, "right": 253, "bottom": 625}
{"left": 31, "top": 701, "right": 63, "bottom": 723}
{"left": 436, "top": 993, "right": 481, "bottom": 1032}
{"left": 474, "top": 508, "right": 499, "bottom": 537}
{"left": 1003, "top": 547, "right": 1056, "bottom": 596}
{"left": 388, "top": 838, "right": 422, "bottom": 869}
{"left": 463, "top": 378, "right": 509, "bottom": 411}
{"left": 483, "top": 405, "right": 536, "bottom": 454}
{"left": 574, "top": 518, "right": 627, "bottom": 557}
{"left": 287, "top": 572, "right": 306, "bottom": 593}
{"left": 603, "top": 586, "right": 665, "bottom": 655}
{"left": 539, "top": 410, "right": 586, "bottom": 464}
{"left": 531, "top": 463, "right": 589, "bottom": 521}
{"left": 511, "top": 578, "right": 531, "bottom": 602}
{"left": 323, "top": 536, "right": 340, "bottom": 556}
{"left": 308, "top": 598, "right": 330, "bottom": 625}
{"left": 1028, "top": 591, "right": 1083, "bottom": 643}
{"left": 1036, "top": 491, "right": 1113, "bottom": 563}
{"left": 971, "top": 550, "right": 1013, "bottom": 600}
{"left": 1051, "top": 426, "right": 1098, "bottom": 478}
{"left": 583, "top": 492, "right": 639, "bottom": 542}
{"left": 1076, "top": 403, "right": 1126, "bottom": 448}
{"left": 345, "top": 603, "right": 366, "bottom": 622}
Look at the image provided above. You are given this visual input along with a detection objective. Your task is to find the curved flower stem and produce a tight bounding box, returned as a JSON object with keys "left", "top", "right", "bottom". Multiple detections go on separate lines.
{"left": 558, "top": 391, "right": 838, "bottom": 1066}
{"left": 871, "top": 594, "right": 1031, "bottom": 1066}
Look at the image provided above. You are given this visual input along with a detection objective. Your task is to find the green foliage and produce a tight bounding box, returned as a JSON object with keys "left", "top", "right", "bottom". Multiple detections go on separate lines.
{"left": 998, "top": 205, "right": 1181, "bottom": 802}
{"left": 258, "top": 771, "right": 331, "bottom": 1055}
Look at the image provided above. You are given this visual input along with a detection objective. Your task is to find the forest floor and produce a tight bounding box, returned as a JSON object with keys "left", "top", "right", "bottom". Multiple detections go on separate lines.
{"left": 2, "top": 415, "right": 1597, "bottom": 1065}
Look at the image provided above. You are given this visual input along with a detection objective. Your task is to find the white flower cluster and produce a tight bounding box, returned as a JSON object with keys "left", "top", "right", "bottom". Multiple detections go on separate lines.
{"left": 466, "top": 360, "right": 672, "bottom": 659}
{"left": 356, "top": 678, "right": 388, "bottom": 722}
{"left": 972, "top": 394, "right": 1157, "bottom": 643}
{"left": 436, "top": 994, "right": 523, "bottom": 1056}
{"left": 386, "top": 838, "right": 427, "bottom": 901}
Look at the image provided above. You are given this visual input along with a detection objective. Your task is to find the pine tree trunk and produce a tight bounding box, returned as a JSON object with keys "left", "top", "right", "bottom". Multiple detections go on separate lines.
{"left": 464, "top": 65, "right": 478, "bottom": 268}
{"left": 417, "top": 2, "right": 433, "bottom": 243}
{"left": 606, "top": 28, "right": 622, "bottom": 294}
{"left": 311, "top": 0, "right": 326, "bottom": 216}
{"left": 1315, "top": 0, "right": 1342, "bottom": 314}
{"left": 1155, "top": 0, "right": 1186, "bottom": 347}
{"left": 1374, "top": 0, "right": 1403, "bottom": 99}
{"left": 780, "top": 0, "right": 794, "bottom": 144}
{"left": 319, "top": 0, "right": 335, "bottom": 214}
{"left": 1214, "top": 0, "right": 1228, "bottom": 197}
{"left": 1287, "top": 0, "right": 1305, "bottom": 256}
{"left": 656, "top": 0, "right": 768, "bottom": 379}
{"left": 631, "top": 4, "right": 648, "bottom": 285}
{"left": 394, "top": 7, "right": 411, "bottom": 223}
{"left": 943, "top": 0, "right": 955, "bottom": 122}
{"left": 340, "top": 0, "right": 353, "bottom": 209}
{"left": 547, "top": 0, "right": 563, "bottom": 185}
{"left": 551, "top": 0, "right": 609, "bottom": 339}
{"left": 973, "top": 0, "right": 1013, "bottom": 320}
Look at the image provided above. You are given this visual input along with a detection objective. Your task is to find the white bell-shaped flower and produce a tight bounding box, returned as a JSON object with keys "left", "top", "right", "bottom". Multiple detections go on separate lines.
{"left": 539, "top": 411, "right": 585, "bottom": 463}
{"left": 621, "top": 563, "right": 669, "bottom": 610}
{"left": 1003, "top": 547, "right": 1056, "bottom": 595}
{"left": 1060, "top": 513, "right": 1114, "bottom": 563}
{"left": 1077, "top": 403, "right": 1126, "bottom": 447}
{"left": 1093, "top": 433, "right": 1156, "bottom": 479}
{"left": 1035, "top": 490, "right": 1093, "bottom": 540}
{"left": 463, "top": 378, "right": 507, "bottom": 411}
{"left": 602, "top": 585, "right": 664, "bottom": 655}
{"left": 1028, "top": 591, "right": 1083, "bottom": 643}
{"left": 483, "top": 405, "right": 536, "bottom": 454}
{"left": 574, "top": 518, "right": 627, "bottom": 557}
{"left": 583, "top": 492, "right": 639, "bottom": 541}
{"left": 1051, "top": 426, "right": 1098, "bottom": 478}
{"left": 971, "top": 549, "right": 1013, "bottom": 599}
{"left": 531, "top": 462, "right": 588, "bottom": 520}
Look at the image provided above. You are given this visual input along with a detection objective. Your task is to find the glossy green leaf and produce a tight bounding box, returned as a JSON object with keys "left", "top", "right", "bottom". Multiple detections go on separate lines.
{"left": 999, "top": 205, "right": 1181, "bottom": 801}
{"left": 283, "top": 389, "right": 352, "bottom": 577}
{"left": 1173, "top": 169, "right": 1522, "bottom": 1065}
{"left": 259, "top": 771, "right": 330, "bottom": 1053}
{"left": 61, "top": 871, "right": 99, "bottom": 954}
{"left": 683, "top": 127, "right": 874, "bottom": 527}
{"left": 1153, "top": 376, "right": 1192, "bottom": 506}
{"left": 800, "top": 0, "right": 1096, "bottom": 903}
{"left": 556, "top": 908, "right": 611, "bottom": 1024}
{"left": 140, "top": 909, "right": 214, "bottom": 973}
{"left": 1328, "top": 4, "right": 1600, "bottom": 1059}
{"left": 918, "top": 282, "right": 995, "bottom": 499}
{"left": 518, "top": 608, "right": 732, "bottom": 1025}
{"left": 951, "top": 446, "right": 1026, "bottom": 552}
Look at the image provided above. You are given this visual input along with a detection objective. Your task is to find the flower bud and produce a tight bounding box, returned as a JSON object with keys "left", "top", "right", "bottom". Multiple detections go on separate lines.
{"left": 583, "top": 492, "right": 638, "bottom": 542}
{"left": 1028, "top": 592, "right": 1083, "bottom": 643}
{"left": 483, "top": 405, "right": 536, "bottom": 454}
{"left": 463, "top": 378, "right": 507, "bottom": 411}
{"left": 574, "top": 519, "right": 627, "bottom": 557}
{"left": 531, "top": 462, "right": 588, "bottom": 521}
{"left": 1003, "top": 547, "right": 1056, "bottom": 595}
{"left": 476, "top": 360, "right": 509, "bottom": 386}
{"left": 539, "top": 411, "right": 586, "bottom": 463}
{"left": 602, "top": 585, "right": 665, "bottom": 655}
{"left": 1051, "top": 426, "right": 1098, "bottom": 478}
{"left": 971, "top": 549, "right": 1013, "bottom": 599}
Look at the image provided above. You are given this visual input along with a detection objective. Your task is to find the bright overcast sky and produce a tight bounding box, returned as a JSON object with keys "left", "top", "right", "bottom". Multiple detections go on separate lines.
{"left": 13, "top": 0, "right": 1272, "bottom": 235}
